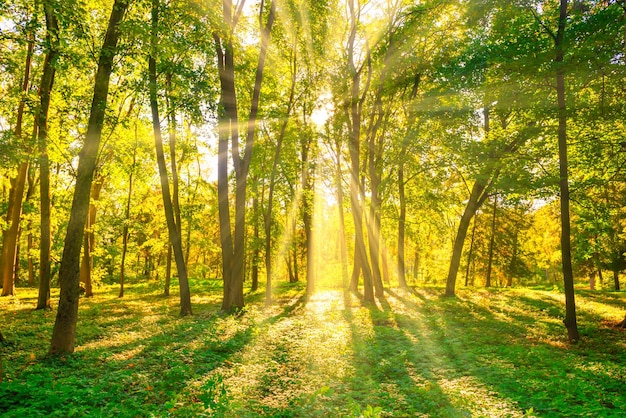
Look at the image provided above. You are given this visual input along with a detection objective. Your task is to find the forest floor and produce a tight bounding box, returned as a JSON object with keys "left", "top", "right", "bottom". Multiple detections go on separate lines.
{"left": 0, "top": 279, "right": 625, "bottom": 417}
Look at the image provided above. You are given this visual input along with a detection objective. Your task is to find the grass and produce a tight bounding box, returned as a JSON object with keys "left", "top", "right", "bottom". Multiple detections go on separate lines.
{"left": 0, "top": 279, "right": 625, "bottom": 417}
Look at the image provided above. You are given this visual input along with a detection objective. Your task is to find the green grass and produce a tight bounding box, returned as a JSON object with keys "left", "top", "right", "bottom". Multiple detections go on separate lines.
{"left": 0, "top": 280, "right": 625, "bottom": 417}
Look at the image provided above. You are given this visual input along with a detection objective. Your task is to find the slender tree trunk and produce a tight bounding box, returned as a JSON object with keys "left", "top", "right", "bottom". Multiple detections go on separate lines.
{"left": 251, "top": 195, "right": 259, "bottom": 292}
{"left": 485, "top": 195, "right": 498, "bottom": 288}
{"left": 1, "top": 168, "right": 28, "bottom": 295}
{"left": 165, "top": 77, "right": 184, "bottom": 256}
{"left": 346, "top": 0, "right": 373, "bottom": 303}
{"left": 1, "top": 29, "right": 34, "bottom": 297}
{"left": 27, "top": 224, "right": 35, "bottom": 286}
{"left": 149, "top": 0, "right": 191, "bottom": 316}
{"left": 334, "top": 137, "right": 350, "bottom": 292}
{"left": 445, "top": 181, "right": 490, "bottom": 296}
{"left": 366, "top": 34, "right": 394, "bottom": 298}
{"left": 465, "top": 217, "right": 476, "bottom": 287}
{"left": 119, "top": 136, "right": 136, "bottom": 298}
{"left": 164, "top": 245, "right": 172, "bottom": 296}
{"left": 214, "top": 0, "right": 276, "bottom": 311}
{"left": 397, "top": 143, "right": 408, "bottom": 289}
{"left": 302, "top": 129, "right": 315, "bottom": 299}
{"left": 555, "top": 0, "right": 579, "bottom": 342}
{"left": 49, "top": 0, "right": 129, "bottom": 354}
{"left": 613, "top": 270, "right": 620, "bottom": 291}
{"left": 291, "top": 213, "right": 299, "bottom": 283}
{"left": 80, "top": 177, "right": 104, "bottom": 298}
{"left": 445, "top": 104, "right": 495, "bottom": 296}
{"left": 213, "top": 30, "right": 235, "bottom": 310}
{"left": 350, "top": 240, "right": 361, "bottom": 292}
{"left": 264, "top": 45, "right": 296, "bottom": 303}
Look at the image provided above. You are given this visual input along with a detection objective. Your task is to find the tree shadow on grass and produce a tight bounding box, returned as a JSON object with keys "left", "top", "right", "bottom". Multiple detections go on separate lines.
{"left": 337, "top": 301, "right": 462, "bottom": 417}
{"left": 0, "top": 284, "right": 308, "bottom": 417}
{"left": 392, "top": 287, "right": 626, "bottom": 417}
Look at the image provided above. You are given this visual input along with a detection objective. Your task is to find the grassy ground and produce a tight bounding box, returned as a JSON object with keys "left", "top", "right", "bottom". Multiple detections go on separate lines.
{"left": 0, "top": 280, "right": 624, "bottom": 417}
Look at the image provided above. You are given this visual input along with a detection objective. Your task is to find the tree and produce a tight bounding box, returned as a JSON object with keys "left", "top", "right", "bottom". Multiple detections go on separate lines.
{"left": 1, "top": 13, "right": 35, "bottom": 296}
{"left": 213, "top": 0, "right": 276, "bottom": 311}
{"left": 49, "top": 0, "right": 130, "bottom": 355}
{"left": 342, "top": 0, "right": 374, "bottom": 303}
{"left": 553, "top": 0, "right": 579, "bottom": 341}
{"left": 148, "top": 0, "right": 192, "bottom": 316}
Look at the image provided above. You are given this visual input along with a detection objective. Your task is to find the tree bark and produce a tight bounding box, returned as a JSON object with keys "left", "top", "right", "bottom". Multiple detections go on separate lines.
{"left": 1, "top": 28, "right": 34, "bottom": 297}
{"left": 613, "top": 270, "right": 620, "bottom": 291}
{"left": 555, "top": 0, "right": 580, "bottom": 342}
{"left": 302, "top": 127, "right": 316, "bottom": 299}
{"left": 346, "top": 0, "right": 374, "bottom": 303}
{"left": 397, "top": 141, "right": 408, "bottom": 289}
{"left": 485, "top": 195, "right": 498, "bottom": 288}
{"left": 49, "top": 0, "right": 129, "bottom": 354}
{"left": 366, "top": 31, "right": 395, "bottom": 298}
{"left": 251, "top": 194, "right": 259, "bottom": 292}
{"left": 165, "top": 76, "right": 184, "bottom": 256}
{"left": 445, "top": 180, "right": 490, "bottom": 296}
{"left": 264, "top": 43, "right": 296, "bottom": 304}
{"left": 164, "top": 245, "right": 172, "bottom": 296}
{"left": 80, "top": 177, "right": 104, "bottom": 297}
{"left": 464, "top": 217, "right": 476, "bottom": 287}
{"left": 149, "top": 0, "right": 192, "bottom": 316}
{"left": 214, "top": 0, "right": 275, "bottom": 311}
{"left": 334, "top": 137, "right": 350, "bottom": 292}
{"left": 445, "top": 104, "right": 496, "bottom": 296}
{"left": 213, "top": 30, "right": 236, "bottom": 310}
{"left": 119, "top": 135, "right": 136, "bottom": 298}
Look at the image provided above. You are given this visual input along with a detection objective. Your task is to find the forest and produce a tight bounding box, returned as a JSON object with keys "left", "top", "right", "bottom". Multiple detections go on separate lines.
{"left": 0, "top": 0, "right": 625, "bottom": 416}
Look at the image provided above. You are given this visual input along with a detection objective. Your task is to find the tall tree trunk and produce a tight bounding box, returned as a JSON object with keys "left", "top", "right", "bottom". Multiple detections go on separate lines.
{"left": 213, "top": 30, "right": 235, "bottom": 310}
{"left": 302, "top": 128, "right": 315, "bottom": 299}
{"left": 334, "top": 136, "right": 350, "bottom": 292}
{"left": 214, "top": 0, "right": 276, "bottom": 311}
{"left": 80, "top": 176, "right": 104, "bottom": 298}
{"left": 346, "top": 0, "right": 373, "bottom": 303}
{"left": 445, "top": 180, "right": 490, "bottom": 296}
{"left": 119, "top": 135, "right": 136, "bottom": 298}
{"left": 164, "top": 245, "right": 172, "bottom": 296}
{"left": 36, "top": 4, "right": 56, "bottom": 307}
{"left": 397, "top": 75, "right": 421, "bottom": 290}
{"left": 350, "top": 240, "right": 361, "bottom": 292}
{"left": 291, "top": 212, "right": 299, "bottom": 283}
{"left": 465, "top": 216, "right": 476, "bottom": 287}
{"left": 49, "top": 0, "right": 129, "bottom": 354}
{"left": 485, "top": 195, "right": 498, "bottom": 288}
{"left": 149, "top": 0, "right": 192, "bottom": 316}
{"left": 613, "top": 270, "right": 620, "bottom": 291}
{"left": 1, "top": 28, "right": 34, "bottom": 297}
{"left": 27, "top": 224, "right": 35, "bottom": 286}
{"left": 445, "top": 105, "right": 495, "bottom": 296}
{"left": 165, "top": 76, "right": 184, "bottom": 256}
{"left": 366, "top": 32, "right": 394, "bottom": 298}
{"left": 264, "top": 44, "right": 296, "bottom": 304}
{"left": 397, "top": 142, "right": 408, "bottom": 289}
{"left": 555, "top": 0, "right": 579, "bottom": 342}
{"left": 25, "top": 168, "right": 36, "bottom": 287}
{"left": 251, "top": 194, "right": 259, "bottom": 292}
